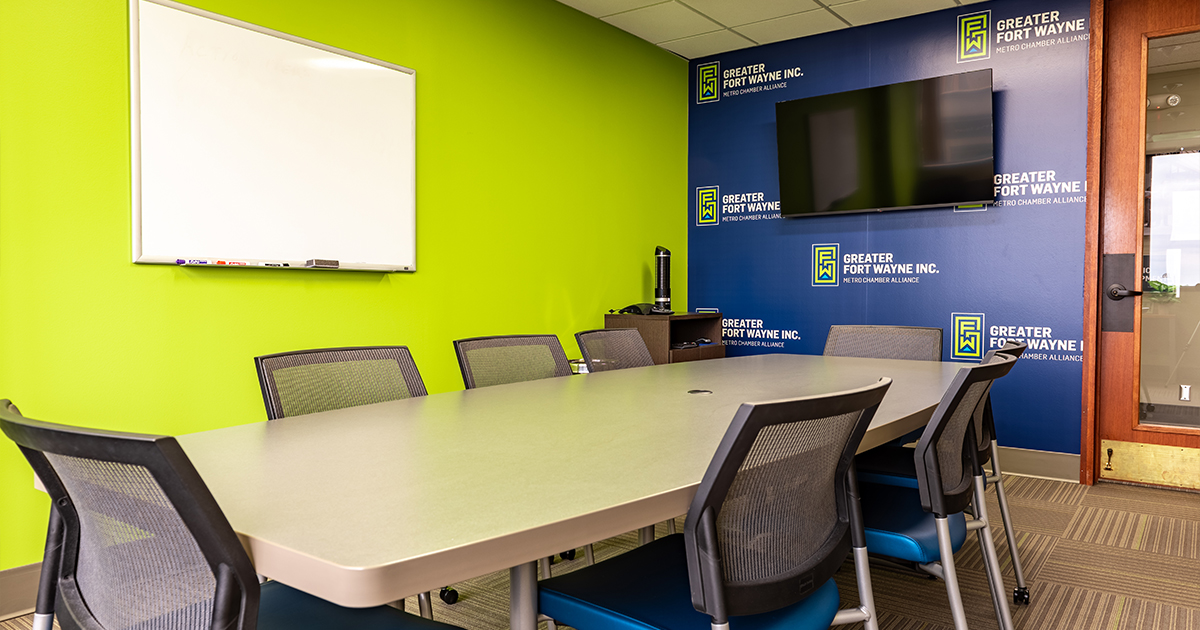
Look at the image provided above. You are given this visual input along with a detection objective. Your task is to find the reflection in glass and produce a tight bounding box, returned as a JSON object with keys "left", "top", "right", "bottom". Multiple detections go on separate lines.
{"left": 1139, "top": 31, "right": 1200, "bottom": 428}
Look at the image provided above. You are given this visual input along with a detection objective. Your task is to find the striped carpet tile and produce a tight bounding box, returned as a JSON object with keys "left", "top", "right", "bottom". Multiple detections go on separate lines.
{"left": 1001, "top": 476, "right": 1088, "bottom": 506}
{"left": 1035, "top": 539, "right": 1200, "bottom": 609}
{"left": 1116, "top": 596, "right": 1200, "bottom": 630}
{"left": 1082, "top": 484, "right": 1200, "bottom": 521}
{"left": 1017, "top": 582, "right": 1122, "bottom": 629}
{"left": 1066, "top": 506, "right": 1200, "bottom": 559}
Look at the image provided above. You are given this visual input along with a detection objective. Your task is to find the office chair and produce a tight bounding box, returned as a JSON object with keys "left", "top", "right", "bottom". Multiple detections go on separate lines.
{"left": 575, "top": 329, "right": 677, "bottom": 540}
{"left": 823, "top": 325, "right": 943, "bottom": 361}
{"left": 452, "top": 334, "right": 581, "bottom": 574}
{"left": 453, "top": 334, "right": 573, "bottom": 389}
{"left": 254, "top": 346, "right": 427, "bottom": 420}
{"left": 575, "top": 329, "right": 654, "bottom": 373}
{"left": 973, "top": 341, "right": 1030, "bottom": 606}
{"left": 254, "top": 345, "right": 454, "bottom": 612}
{"left": 855, "top": 353, "right": 1018, "bottom": 630}
{"left": 538, "top": 378, "right": 893, "bottom": 630}
{"left": 0, "top": 400, "right": 466, "bottom": 630}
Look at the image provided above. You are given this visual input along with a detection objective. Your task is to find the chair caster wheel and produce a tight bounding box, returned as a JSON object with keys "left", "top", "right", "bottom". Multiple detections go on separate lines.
{"left": 1013, "top": 586, "right": 1030, "bottom": 605}
{"left": 560, "top": 549, "right": 576, "bottom": 561}
{"left": 440, "top": 587, "right": 459, "bottom": 605}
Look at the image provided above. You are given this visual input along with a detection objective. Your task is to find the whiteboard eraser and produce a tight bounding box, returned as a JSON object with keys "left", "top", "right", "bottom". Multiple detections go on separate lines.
{"left": 306, "top": 259, "right": 339, "bottom": 269}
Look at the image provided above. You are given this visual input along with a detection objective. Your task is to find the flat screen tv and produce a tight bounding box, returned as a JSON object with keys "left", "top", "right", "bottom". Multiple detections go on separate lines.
{"left": 775, "top": 68, "right": 994, "bottom": 217}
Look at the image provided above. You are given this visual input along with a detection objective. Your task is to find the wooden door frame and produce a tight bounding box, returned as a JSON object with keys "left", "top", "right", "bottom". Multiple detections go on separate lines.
{"left": 1081, "top": 0, "right": 1104, "bottom": 485}
{"left": 1082, "top": 0, "right": 1200, "bottom": 485}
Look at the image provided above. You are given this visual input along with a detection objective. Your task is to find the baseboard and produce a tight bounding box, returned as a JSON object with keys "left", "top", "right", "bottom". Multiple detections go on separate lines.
{"left": 989, "top": 446, "right": 1080, "bottom": 483}
{"left": 0, "top": 562, "right": 39, "bottom": 621}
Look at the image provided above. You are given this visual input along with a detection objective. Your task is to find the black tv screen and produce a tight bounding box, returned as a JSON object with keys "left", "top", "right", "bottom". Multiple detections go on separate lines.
{"left": 775, "top": 69, "right": 994, "bottom": 217}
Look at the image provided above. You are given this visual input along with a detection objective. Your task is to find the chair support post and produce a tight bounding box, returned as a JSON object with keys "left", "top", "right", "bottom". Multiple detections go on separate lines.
{"left": 934, "top": 516, "right": 969, "bottom": 630}
{"left": 638, "top": 526, "right": 655, "bottom": 545}
{"left": 417, "top": 592, "right": 433, "bottom": 619}
{"left": 973, "top": 475, "right": 1016, "bottom": 630}
{"left": 990, "top": 440, "right": 1027, "bottom": 590}
{"left": 845, "top": 463, "right": 879, "bottom": 630}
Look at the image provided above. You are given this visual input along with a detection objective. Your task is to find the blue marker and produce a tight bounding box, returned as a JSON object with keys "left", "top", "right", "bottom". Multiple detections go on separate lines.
{"left": 176, "top": 259, "right": 213, "bottom": 265}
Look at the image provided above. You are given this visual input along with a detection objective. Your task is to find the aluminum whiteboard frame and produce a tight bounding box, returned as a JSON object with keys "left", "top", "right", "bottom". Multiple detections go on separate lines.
{"left": 129, "top": 0, "right": 417, "bottom": 272}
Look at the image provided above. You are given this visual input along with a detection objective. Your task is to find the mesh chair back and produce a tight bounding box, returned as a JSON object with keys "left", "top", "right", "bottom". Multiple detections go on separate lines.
{"left": 453, "top": 335, "right": 572, "bottom": 389}
{"left": 684, "top": 379, "right": 892, "bottom": 620}
{"left": 913, "top": 353, "right": 1017, "bottom": 516}
{"left": 823, "top": 325, "right": 943, "bottom": 361}
{"left": 255, "top": 346, "right": 427, "bottom": 420}
{"left": 574, "top": 329, "right": 654, "bottom": 373}
{"left": 0, "top": 402, "right": 259, "bottom": 630}
{"left": 973, "top": 341, "right": 1027, "bottom": 456}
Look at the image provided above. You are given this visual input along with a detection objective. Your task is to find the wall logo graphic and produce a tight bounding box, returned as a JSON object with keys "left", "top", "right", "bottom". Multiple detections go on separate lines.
{"left": 696, "top": 186, "right": 719, "bottom": 225}
{"left": 957, "top": 11, "right": 991, "bottom": 63}
{"left": 812, "top": 244, "right": 839, "bottom": 286}
{"left": 697, "top": 62, "right": 720, "bottom": 103}
{"left": 952, "top": 313, "right": 985, "bottom": 360}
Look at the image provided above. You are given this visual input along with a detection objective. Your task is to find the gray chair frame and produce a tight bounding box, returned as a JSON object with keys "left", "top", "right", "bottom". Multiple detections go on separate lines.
{"left": 823, "top": 325, "right": 944, "bottom": 361}
{"left": 974, "top": 341, "right": 1030, "bottom": 606}
{"left": 574, "top": 329, "right": 654, "bottom": 373}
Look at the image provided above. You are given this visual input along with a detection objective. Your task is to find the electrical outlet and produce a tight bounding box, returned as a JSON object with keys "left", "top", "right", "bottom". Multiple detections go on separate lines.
{"left": 1182, "top": 385, "right": 1191, "bottom": 401}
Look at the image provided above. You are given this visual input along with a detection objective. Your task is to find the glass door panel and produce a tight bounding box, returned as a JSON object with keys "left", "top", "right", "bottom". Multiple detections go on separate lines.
{"left": 1140, "top": 31, "right": 1200, "bottom": 428}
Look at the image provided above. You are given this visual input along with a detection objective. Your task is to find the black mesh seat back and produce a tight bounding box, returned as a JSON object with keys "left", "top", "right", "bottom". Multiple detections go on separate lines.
{"left": 915, "top": 353, "right": 1017, "bottom": 516}
{"left": 46, "top": 453, "right": 218, "bottom": 629}
{"left": 454, "top": 335, "right": 572, "bottom": 389}
{"left": 575, "top": 329, "right": 654, "bottom": 372}
{"left": 823, "top": 325, "right": 943, "bottom": 361}
{"left": 0, "top": 403, "right": 259, "bottom": 630}
{"left": 972, "top": 341, "right": 1027, "bottom": 455}
{"left": 684, "top": 379, "right": 891, "bottom": 619}
{"left": 255, "top": 346, "right": 427, "bottom": 420}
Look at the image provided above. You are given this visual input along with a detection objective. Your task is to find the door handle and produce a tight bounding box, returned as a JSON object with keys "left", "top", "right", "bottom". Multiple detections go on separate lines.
{"left": 1107, "top": 283, "right": 1143, "bottom": 300}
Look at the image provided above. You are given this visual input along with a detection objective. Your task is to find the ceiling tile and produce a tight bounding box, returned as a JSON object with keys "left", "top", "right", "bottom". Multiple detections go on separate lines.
{"left": 828, "top": 0, "right": 956, "bottom": 27}
{"left": 733, "top": 8, "right": 848, "bottom": 45}
{"left": 659, "top": 29, "right": 757, "bottom": 58}
{"left": 679, "top": 0, "right": 819, "bottom": 28}
{"left": 555, "top": 0, "right": 668, "bottom": 18}
{"left": 602, "top": 1, "right": 724, "bottom": 43}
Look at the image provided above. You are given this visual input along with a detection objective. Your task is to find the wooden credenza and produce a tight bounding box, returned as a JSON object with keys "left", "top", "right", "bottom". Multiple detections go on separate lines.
{"left": 603, "top": 312, "right": 725, "bottom": 365}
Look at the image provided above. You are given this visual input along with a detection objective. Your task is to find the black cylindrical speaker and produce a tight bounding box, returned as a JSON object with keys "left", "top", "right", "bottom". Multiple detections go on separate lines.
{"left": 655, "top": 246, "right": 671, "bottom": 311}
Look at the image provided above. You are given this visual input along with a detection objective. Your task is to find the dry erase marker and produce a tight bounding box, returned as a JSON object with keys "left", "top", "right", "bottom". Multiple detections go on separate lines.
{"left": 259, "top": 262, "right": 290, "bottom": 267}
{"left": 215, "top": 260, "right": 248, "bottom": 266}
{"left": 176, "top": 259, "right": 213, "bottom": 265}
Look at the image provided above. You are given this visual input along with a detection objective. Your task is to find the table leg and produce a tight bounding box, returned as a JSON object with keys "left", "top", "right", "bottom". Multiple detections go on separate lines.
{"left": 510, "top": 561, "right": 538, "bottom": 630}
{"left": 638, "top": 525, "right": 655, "bottom": 545}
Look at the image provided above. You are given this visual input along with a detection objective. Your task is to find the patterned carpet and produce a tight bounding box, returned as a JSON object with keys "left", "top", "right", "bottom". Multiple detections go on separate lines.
{"left": 4, "top": 477, "right": 1198, "bottom": 630}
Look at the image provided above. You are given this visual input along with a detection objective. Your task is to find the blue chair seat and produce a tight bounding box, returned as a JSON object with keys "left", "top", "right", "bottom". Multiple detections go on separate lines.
{"left": 259, "top": 581, "right": 460, "bottom": 630}
{"left": 859, "top": 482, "right": 966, "bottom": 565}
{"left": 539, "top": 534, "right": 840, "bottom": 630}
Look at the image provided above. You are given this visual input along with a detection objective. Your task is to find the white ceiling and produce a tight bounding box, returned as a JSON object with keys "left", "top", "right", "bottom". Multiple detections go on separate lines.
{"left": 556, "top": 0, "right": 987, "bottom": 59}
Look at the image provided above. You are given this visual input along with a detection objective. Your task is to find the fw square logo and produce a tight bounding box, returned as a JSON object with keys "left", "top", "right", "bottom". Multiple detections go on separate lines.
{"left": 696, "top": 186, "right": 719, "bottom": 225}
{"left": 812, "top": 244, "right": 839, "bottom": 286}
{"left": 697, "top": 62, "right": 720, "bottom": 103}
{"left": 951, "top": 313, "right": 985, "bottom": 360}
{"left": 957, "top": 11, "right": 991, "bottom": 63}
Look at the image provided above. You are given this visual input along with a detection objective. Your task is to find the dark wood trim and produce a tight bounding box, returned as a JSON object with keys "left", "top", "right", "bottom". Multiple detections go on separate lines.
{"left": 1080, "top": 0, "right": 1105, "bottom": 485}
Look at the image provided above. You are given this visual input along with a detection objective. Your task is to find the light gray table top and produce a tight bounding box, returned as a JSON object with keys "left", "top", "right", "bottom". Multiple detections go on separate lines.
{"left": 177, "top": 353, "right": 963, "bottom": 607}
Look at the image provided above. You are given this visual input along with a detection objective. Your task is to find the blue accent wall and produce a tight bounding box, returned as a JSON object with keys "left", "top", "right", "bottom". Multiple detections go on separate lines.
{"left": 687, "top": 0, "right": 1090, "bottom": 454}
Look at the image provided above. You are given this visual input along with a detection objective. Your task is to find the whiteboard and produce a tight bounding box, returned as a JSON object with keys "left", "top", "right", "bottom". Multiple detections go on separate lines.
{"left": 131, "top": 0, "right": 415, "bottom": 271}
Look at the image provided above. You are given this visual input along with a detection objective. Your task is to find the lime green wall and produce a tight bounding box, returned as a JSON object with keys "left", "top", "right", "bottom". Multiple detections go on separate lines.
{"left": 0, "top": 0, "right": 686, "bottom": 571}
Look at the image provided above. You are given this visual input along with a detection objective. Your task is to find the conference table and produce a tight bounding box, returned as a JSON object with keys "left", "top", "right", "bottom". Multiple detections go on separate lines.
{"left": 175, "top": 353, "right": 964, "bottom": 630}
